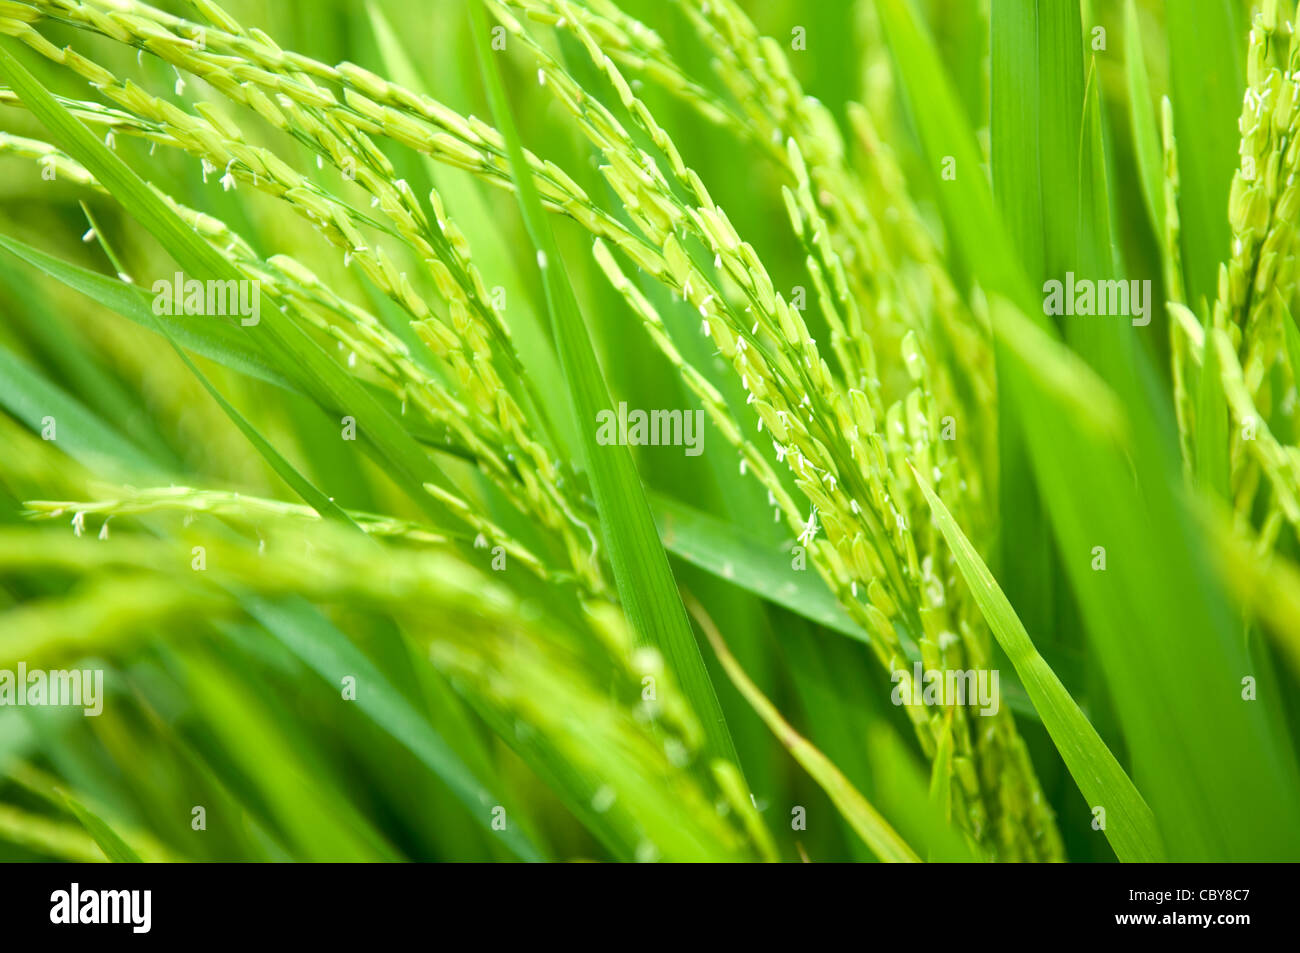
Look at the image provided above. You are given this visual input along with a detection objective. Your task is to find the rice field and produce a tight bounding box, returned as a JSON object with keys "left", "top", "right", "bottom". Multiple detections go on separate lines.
{"left": 0, "top": 0, "right": 1297, "bottom": 864}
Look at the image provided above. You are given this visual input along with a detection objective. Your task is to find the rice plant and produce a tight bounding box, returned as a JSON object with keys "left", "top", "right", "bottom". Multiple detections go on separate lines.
{"left": 0, "top": 0, "right": 1296, "bottom": 864}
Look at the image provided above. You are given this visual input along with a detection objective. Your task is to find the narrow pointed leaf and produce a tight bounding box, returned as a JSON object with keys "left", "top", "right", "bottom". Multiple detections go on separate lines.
{"left": 912, "top": 465, "right": 1165, "bottom": 863}
{"left": 468, "top": 5, "right": 738, "bottom": 766}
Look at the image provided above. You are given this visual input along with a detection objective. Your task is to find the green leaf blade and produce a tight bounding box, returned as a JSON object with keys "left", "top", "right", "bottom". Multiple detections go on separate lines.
{"left": 468, "top": 5, "right": 739, "bottom": 768}
{"left": 912, "top": 466, "right": 1165, "bottom": 863}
